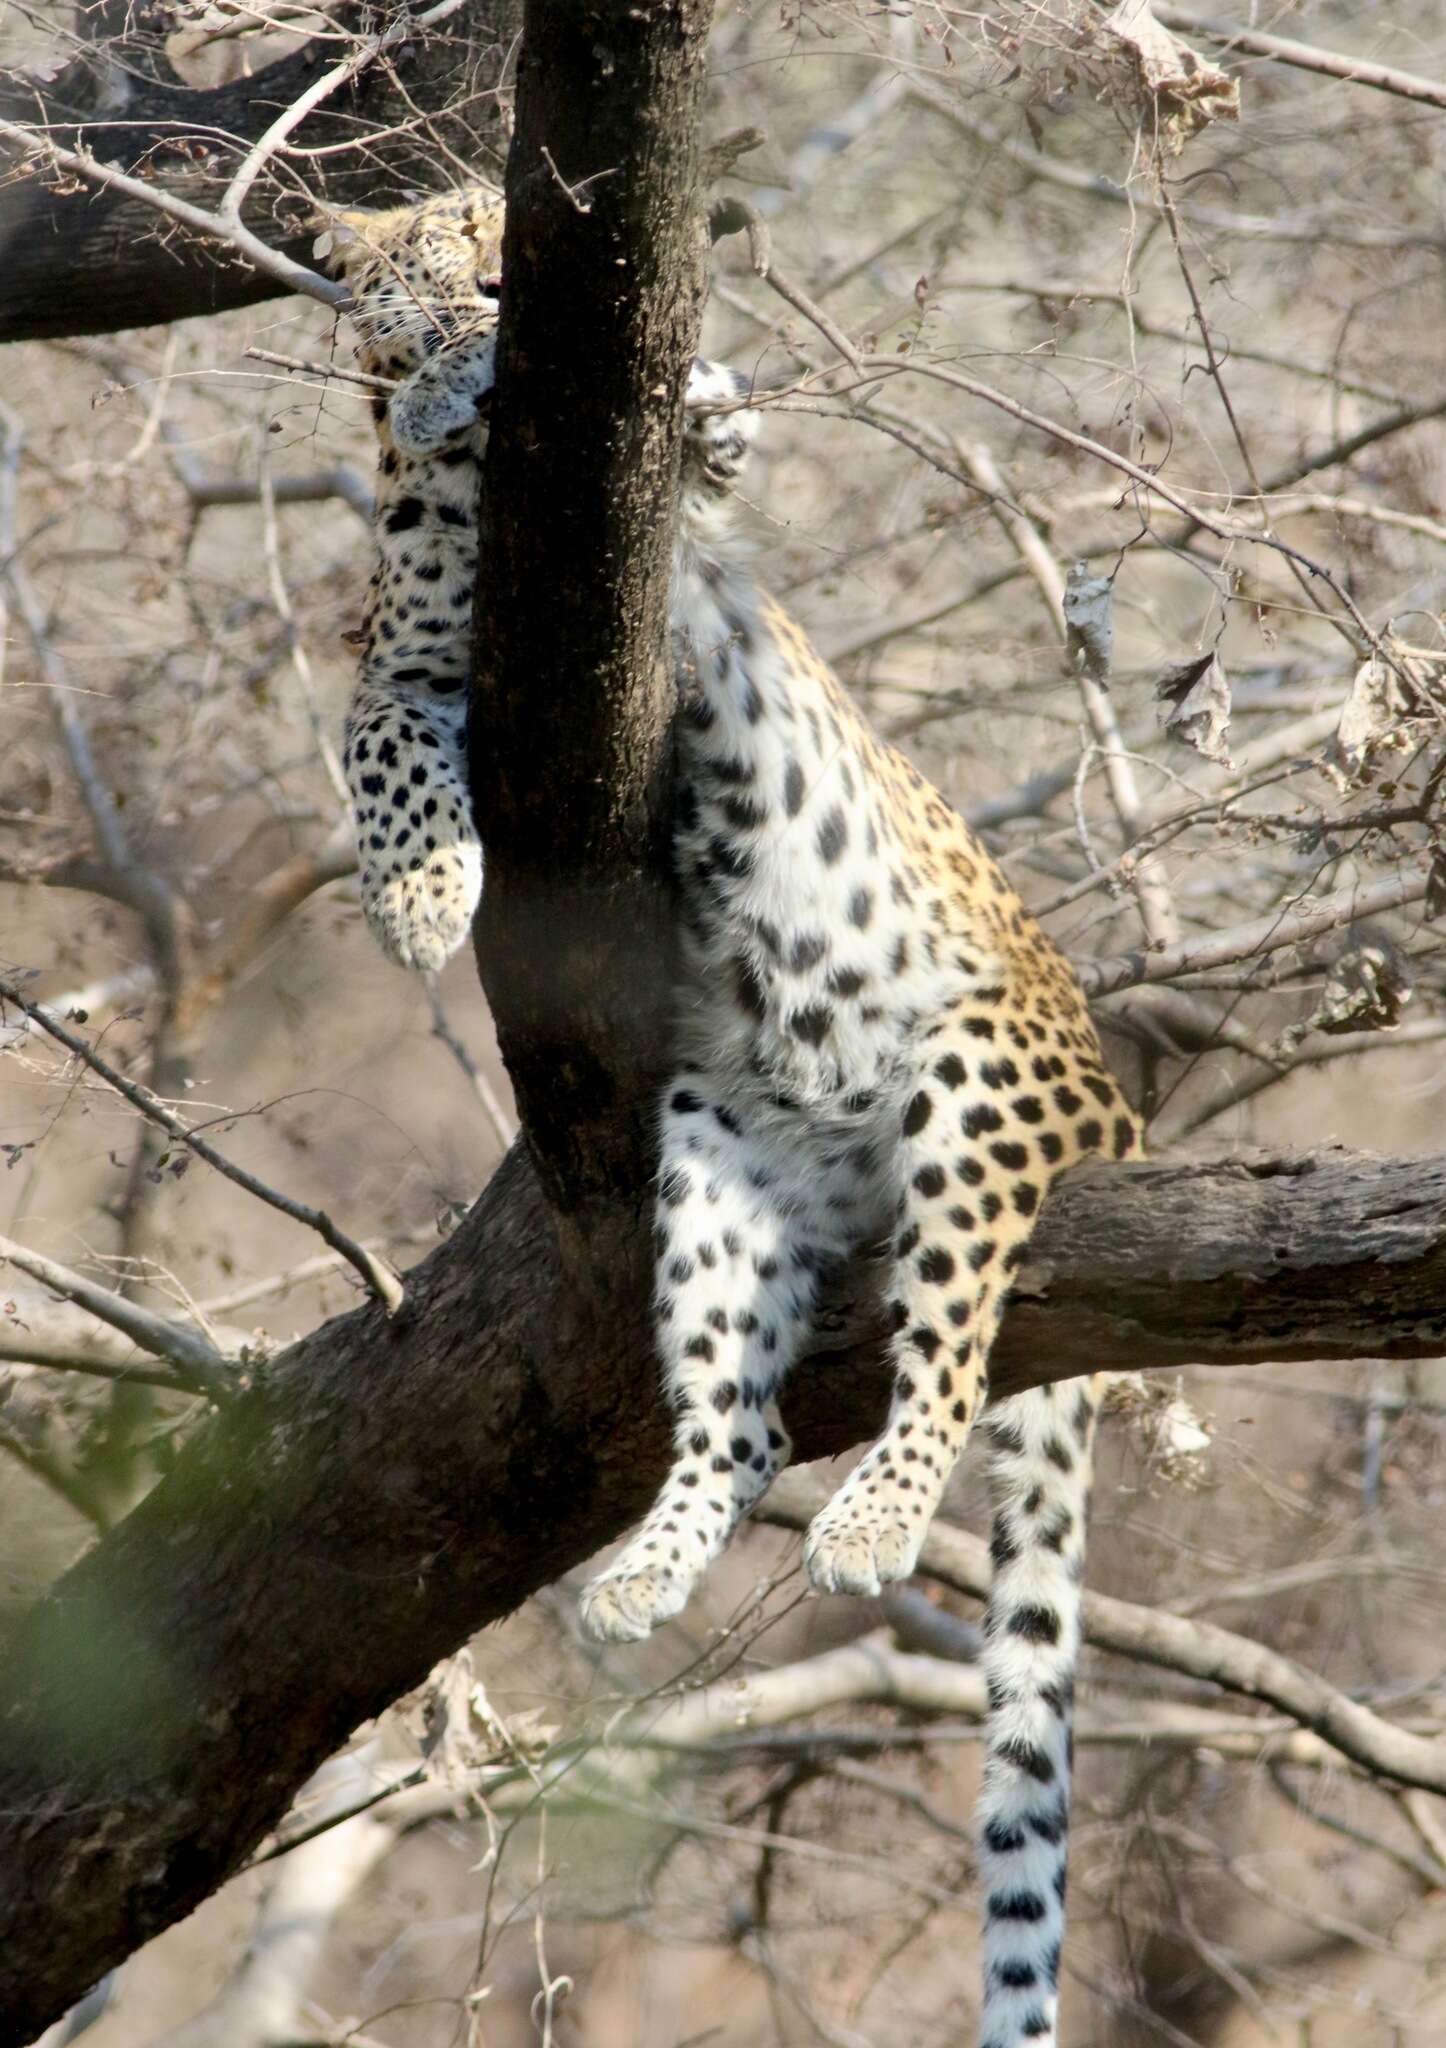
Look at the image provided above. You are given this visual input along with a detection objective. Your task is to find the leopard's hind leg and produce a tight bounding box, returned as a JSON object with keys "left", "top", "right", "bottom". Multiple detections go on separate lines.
{"left": 803, "top": 991, "right": 1048, "bottom": 1596}
{"left": 579, "top": 1087, "right": 834, "bottom": 1643}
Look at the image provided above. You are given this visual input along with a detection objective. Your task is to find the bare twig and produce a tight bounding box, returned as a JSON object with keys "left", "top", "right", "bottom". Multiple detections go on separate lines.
{"left": 0, "top": 976, "right": 404, "bottom": 1313}
{"left": 0, "top": 965, "right": 154, "bottom": 1053}
{"left": 1401, "top": 1788, "right": 1446, "bottom": 1877}
{"left": 199, "top": 1230, "right": 434, "bottom": 1320}
{"left": 850, "top": 355, "right": 1387, "bottom": 663}
{"left": 1076, "top": 862, "right": 1431, "bottom": 1000}
{"left": 0, "top": 403, "right": 189, "bottom": 972}
{"left": 909, "top": 86, "right": 1444, "bottom": 251}
{"left": 0, "top": 119, "right": 345, "bottom": 311}
{"left": 759, "top": 262, "right": 864, "bottom": 374}
{"left": 243, "top": 344, "right": 395, "bottom": 397}
{"left": 0, "top": 1412, "right": 107, "bottom": 1529}
{"left": 960, "top": 438, "right": 1180, "bottom": 947}
{"left": 750, "top": 46, "right": 910, "bottom": 220}
{"left": 1156, "top": 8, "right": 1446, "bottom": 114}
{"left": 423, "top": 979, "right": 518, "bottom": 1153}
{"left": 1, "top": 1282, "right": 256, "bottom": 1385}
{"left": 1269, "top": 1765, "right": 1446, "bottom": 1893}
{"left": 1275, "top": 494, "right": 1446, "bottom": 550}
{"left": 0, "top": 1234, "right": 232, "bottom": 1395}
{"left": 0, "top": 1348, "right": 215, "bottom": 1394}
{"left": 258, "top": 448, "right": 350, "bottom": 805}
{"left": 1152, "top": 1015, "right": 1446, "bottom": 1144}
{"left": 1253, "top": 392, "right": 1446, "bottom": 501}
{"left": 215, "top": 0, "right": 472, "bottom": 226}
{"left": 537, "top": 143, "right": 615, "bottom": 215}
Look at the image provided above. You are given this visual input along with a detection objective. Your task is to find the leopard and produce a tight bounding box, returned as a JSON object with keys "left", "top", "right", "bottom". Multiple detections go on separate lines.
{"left": 320, "top": 182, "right": 1141, "bottom": 2048}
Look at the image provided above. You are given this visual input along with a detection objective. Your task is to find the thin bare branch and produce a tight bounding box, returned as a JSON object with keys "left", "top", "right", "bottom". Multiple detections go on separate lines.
{"left": 1076, "top": 862, "right": 1431, "bottom": 1000}
{"left": 761, "top": 1474, "right": 1446, "bottom": 1796}
{"left": 0, "top": 976, "right": 404, "bottom": 1314}
{"left": 215, "top": 0, "right": 472, "bottom": 227}
{"left": 1152, "top": 1015, "right": 1446, "bottom": 1145}
{"left": 423, "top": 979, "right": 518, "bottom": 1153}
{"left": 198, "top": 1232, "right": 434, "bottom": 1320}
{"left": 0, "top": 1413, "right": 107, "bottom": 1529}
{"left": 851, "top": 355, "right": 1385, "bottom": 662}
{"left": 1156, "top": 7, "right": 1446, "bottom": 114}
{"left": 0, "top": 118, "right": 346, "bottom": 312}
{"left": 0, "top": 1234, "right": 232, "bottom": 1394}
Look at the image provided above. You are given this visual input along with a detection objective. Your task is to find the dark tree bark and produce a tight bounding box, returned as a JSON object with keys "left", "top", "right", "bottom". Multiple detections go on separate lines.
{"left": 473, "top": 0, "right": 711, "bottom": 1220}
{"left": 0, "top": 2, "right": 523, "bottom": 342}
{"left": 2, "top": 1140, "right": 1446, "bottom": 2036}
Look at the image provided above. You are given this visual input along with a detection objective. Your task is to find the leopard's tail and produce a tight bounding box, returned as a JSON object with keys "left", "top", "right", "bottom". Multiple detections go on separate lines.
{"left": 977, "top": 1376, "right": 1101, "bottom": 2048}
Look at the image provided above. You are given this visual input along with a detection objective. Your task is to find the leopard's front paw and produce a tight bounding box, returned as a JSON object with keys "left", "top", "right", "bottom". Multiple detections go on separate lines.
{"left": 361, "top": 840, "right": 483, "bottom": 972}
{"left": 579, "top": 1562, "right": 692, "bottom": 1643}
{"left": 804, "top": 1487, "right": 922, "bottom": 1599}
{"left": 388, "top": 384, "right": 486, "bottom": 459}
{"left": 388, "top": 343, "right": 497, "bottom": 458}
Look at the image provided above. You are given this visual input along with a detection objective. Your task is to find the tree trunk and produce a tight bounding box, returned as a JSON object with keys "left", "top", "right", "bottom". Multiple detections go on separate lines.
{"left": 472, "top": 0, "right": 713, "bottom": 1218}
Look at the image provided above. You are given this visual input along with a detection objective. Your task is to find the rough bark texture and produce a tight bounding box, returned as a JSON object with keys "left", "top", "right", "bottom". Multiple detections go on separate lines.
{"left": 991, "top": 1146, "right": 1446, "bottom": 1385}
{"left": 0, "top": 2, "right": 523, "bottom": 342}
{"left": 2, "top": 1144, "right": 1446, "bottom": 2034}
{"left": 472, "top": 0, "right": 710, "bottom": 1221}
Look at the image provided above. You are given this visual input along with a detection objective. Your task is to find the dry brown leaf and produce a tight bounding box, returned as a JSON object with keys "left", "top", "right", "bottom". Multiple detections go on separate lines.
{"left": 405, "top": 1648, "right": 557, "bottom": 1795}
{"left": 1098, "top": 0, "right": 1241, "bottom": 154}
{"left": 1063, "top": 562, "right": 1114, "bottom": 682}
{"left": 1312, "top": 930, "right": 1413, "bottom": 1036}
{"left": 1332, "top": 654, "right": 1411, "bottom": 784}
{"left": 1157, "top": 651, "right": 1232, "bottom": 767}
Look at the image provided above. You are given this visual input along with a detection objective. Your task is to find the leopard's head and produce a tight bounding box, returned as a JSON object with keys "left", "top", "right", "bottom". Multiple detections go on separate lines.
{"left": 314, "top": 185, "right": 506, "bottom": 381}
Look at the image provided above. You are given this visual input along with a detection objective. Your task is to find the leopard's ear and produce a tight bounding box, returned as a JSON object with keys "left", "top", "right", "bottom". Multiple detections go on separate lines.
{"left": 458, "top": 189, "right": 506, "bottom": 248}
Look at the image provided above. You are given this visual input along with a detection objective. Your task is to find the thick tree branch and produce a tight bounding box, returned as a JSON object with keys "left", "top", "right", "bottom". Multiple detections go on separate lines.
{"left": 1, "top": 1142, "right": 1445, "bottom": 2033}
